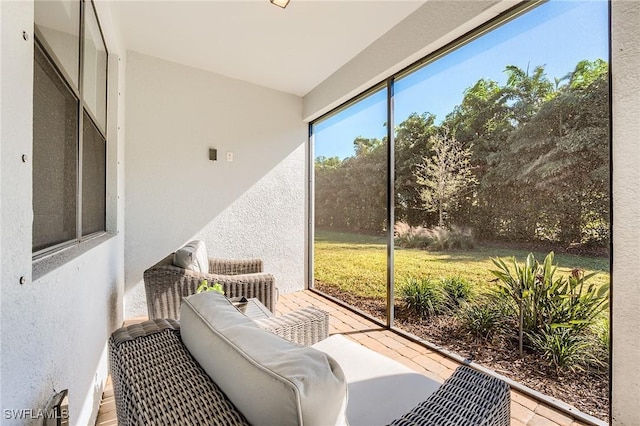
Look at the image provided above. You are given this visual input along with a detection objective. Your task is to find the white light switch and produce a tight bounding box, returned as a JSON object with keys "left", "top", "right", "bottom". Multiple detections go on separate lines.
{"left": 226, "top": 152, "right": 234, "bottom": 162}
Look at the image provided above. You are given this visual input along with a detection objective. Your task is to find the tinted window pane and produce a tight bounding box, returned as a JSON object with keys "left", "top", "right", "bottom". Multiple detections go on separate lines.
{"left": 33, "top": 45, "right": 78, "bottom": 252}
{"left": 82, "top": 1, "right": 107, "bottom": 130}
{"left": 82, "top": 111, "right": 106, "bottom": 235}
{"left": 34, "top": 0, "right": 80, "bottom": 88}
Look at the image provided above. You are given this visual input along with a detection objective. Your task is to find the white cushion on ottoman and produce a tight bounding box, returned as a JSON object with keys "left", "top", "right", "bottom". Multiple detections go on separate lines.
{"left": 312, "top": 334, "right": 441, "bottom": 426}
{"left": 180, "top": 292, "right": 348, "bottom": 426}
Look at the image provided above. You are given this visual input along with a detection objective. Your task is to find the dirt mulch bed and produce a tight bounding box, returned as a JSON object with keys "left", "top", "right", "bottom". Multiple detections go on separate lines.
{"left": 315, "top": 282, "right": 609, "bottom": 422}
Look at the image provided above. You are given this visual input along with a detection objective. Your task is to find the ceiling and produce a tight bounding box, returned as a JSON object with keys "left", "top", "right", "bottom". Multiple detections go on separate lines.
{"left": 110, "top": 1, "right": 427, "bottom": 96}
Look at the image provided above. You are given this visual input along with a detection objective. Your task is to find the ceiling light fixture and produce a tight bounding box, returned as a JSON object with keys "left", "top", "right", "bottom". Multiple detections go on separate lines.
{"left": 270, "top": 0, "right": 290, "bottom": 9}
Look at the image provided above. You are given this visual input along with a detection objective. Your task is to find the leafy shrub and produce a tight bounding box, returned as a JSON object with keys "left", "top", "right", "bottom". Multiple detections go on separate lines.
{"left": 527, "top": 327, "right": 592, "bottom": 373}
{"left": 457, "top": 300, "right": 509, "bottom": 340}
{"left": 424, "top": 226, "right": 475, "bottom": 250}
{"left": 447, "top": 225, "right": 476, "bottom": 250}
{"left": 441, "top": 276, "right": 473, "bottom": 309}
{"left": 399, "top": 277, "right": 446, "bottom": 318}
{"left": 492, "top": 252, "right": 608, "bottom": 333}
{"left": 586, "top": 318, "right": 610, "bottom": 370}
{"left": 490, "top": 251, "right": 609, "bottom": 362}
{"left": 594, "top": 319, "right": 610, "bottom": 354}
{"left": 394, "top": 222, "right": 475, "bottom": 250}
{"left": 394, "top": 222, "right": 431, "bottom": 248}
{"left": 427, "top": 227, "right": 450, "bottom": 250}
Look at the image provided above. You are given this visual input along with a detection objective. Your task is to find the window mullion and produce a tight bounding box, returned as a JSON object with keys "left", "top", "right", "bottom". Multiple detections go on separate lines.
{"left": 77, "top": 0, "right": 86, "bottom": 242}
{"left": 386, "top": 77, "right": 395, "bottom": 328}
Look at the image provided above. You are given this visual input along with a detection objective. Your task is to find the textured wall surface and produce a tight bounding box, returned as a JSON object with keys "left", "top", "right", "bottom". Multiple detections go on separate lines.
{"left": 124, "top": 52, "right": 306, "bottom": 318}
{"left": 0, "top": 2, "right": 125, "bottom": 425}
{"left": 611, "top": 1, "right": 640, "bottom": 424}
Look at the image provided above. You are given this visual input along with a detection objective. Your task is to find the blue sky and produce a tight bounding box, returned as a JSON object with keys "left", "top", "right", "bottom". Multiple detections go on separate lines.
{"left": 313, "top": 0, "right": 609, "bottom": 160}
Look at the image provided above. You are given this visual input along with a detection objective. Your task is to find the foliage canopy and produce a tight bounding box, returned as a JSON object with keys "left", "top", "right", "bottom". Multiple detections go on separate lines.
{"left": 314, "top": 60, "right": 609, "bottom": 247}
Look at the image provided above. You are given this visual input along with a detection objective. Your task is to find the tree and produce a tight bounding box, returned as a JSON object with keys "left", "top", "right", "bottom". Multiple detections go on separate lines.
{"left": 314, "top": 138, "right": 387, "bottom": 233}
{"left": 314, "top": 156, "right": 345, "bottom": 228}
{"left": 478, "top": 63, "right": 560, "bottom": 241}
{"left": 394, "top": 113, "right": 438, "bottom": 225}
{"left": 502, "top": 64, "right": 555, "bottom": 125}
{"left": 415, "top": 133, "right": 478, "bottom": 228}
{"left": 497, "top": 61, "right": 609, "bottom": 244}
{"left": 343, "top": 137, "right": 387, "bottom": 232}
{"left": 442, "top": 78, "right": 514, "bottom": 237}
{"left": 315, "top": 59, "right": 610, "bottom": 247}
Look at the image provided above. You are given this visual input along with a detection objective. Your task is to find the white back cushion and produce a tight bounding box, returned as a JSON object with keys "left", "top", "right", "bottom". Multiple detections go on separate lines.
{"left": 180, "top": 292, "right": 347, "bottom": 426}
{"left": 173, "top": 240, "right": 209, "bottom": 273}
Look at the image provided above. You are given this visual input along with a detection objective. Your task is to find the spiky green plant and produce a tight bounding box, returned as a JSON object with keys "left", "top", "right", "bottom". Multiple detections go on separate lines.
{"left": 491, "top": 251, "right": 609, "bottom": 359}
{"left": 457, "top": 299, "right": 509, "bottom": 340}
{"left": 399, "top": 277, "right": 446, "bottom": 318}
{"left": 441, "top": 276, "right": 473, "bottom": 310}
{"left": 527, "top": 327, "right": 591, "bottom": 373}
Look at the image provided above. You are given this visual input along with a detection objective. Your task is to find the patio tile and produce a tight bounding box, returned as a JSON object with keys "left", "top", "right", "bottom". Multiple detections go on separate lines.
{"left": 396, "top": 355, "right": 434, "bottom": 373}
{"left": 513, "top": 390, "right": 541, "bottom": 410}
{"left": 346, "top": 331, "right": 367, "bottom": 341}
{"left": 436, "top": 366, "right": 457, "bottom": 382}
{"left": 411, "top": 354, "right": 448, "bottom": 375}
{"left": 528, "top": 413, "right": 563, "bottom": 426}
{"left": 358, "top": 337, "right": 391, "bottom": 354}
{"left": 535, "top": 404, "right": 575, "bottom": 426}
{"left": 95, "top": 416, "right": 117, "bottom": 426}
{"left": 511, "top": 401, "right": 537, "bottom": 424}
{"left": 377, "top": 335, "right": 408, "bottom": 350}
{"left": 376, "top": 345, "right": 403, "bottom": 360}
{"left": 404, "top": 340, "right": 434, "bottom": 355}
{"left": 330, "top": 319, "right": 356, "bottom": 334}
{"left": 436, "top": 356, "right": 463, "bottom": 371}
{"left": 394, "top": 344, "right": 422, "bottom": 359}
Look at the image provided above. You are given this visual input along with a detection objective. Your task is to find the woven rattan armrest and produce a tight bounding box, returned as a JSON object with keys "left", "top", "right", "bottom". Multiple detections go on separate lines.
{"left": 209, "top": 258, "right": 263, "bottom": 275}
{"left": 254, "top": 306, "right": 330, "bottom": 346}
{"left": 388, "top": 365, "right": 511, "bottom": 426}
{"left": 109, "top": 320, "right": 249, "bottom": 426}
{"left": 211, "top": 272, "right": 276, "bottom": 311}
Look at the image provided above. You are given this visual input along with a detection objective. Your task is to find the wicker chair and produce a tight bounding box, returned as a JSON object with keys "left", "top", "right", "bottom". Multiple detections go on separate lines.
{"left": 143, "top": 253, "right": 277, "bottom": 320}
{"left": 110, "top": 308, "right": 330, "bottom": 426}
{"left": 110, "top": 319, "right": 511, "bottom": 426}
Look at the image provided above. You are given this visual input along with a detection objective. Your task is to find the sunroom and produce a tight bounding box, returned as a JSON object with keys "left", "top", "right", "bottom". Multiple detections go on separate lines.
{"left": 0, "top": 0, "right": 638, "bottom": 425}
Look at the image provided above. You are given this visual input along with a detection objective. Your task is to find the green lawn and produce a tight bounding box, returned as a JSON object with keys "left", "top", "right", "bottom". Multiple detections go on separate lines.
{"left": 314, "top": 229, "right": 610, "bottom": 299}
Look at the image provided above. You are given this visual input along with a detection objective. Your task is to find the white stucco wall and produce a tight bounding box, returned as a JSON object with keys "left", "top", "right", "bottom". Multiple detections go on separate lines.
{"left": 611, "top": 2, "right": 640, "bottom": 424}
{"left": 124, "top": 52, "right": 306, "bottom": 318}
{"left": 303, "top": 1, "right": 640, "bottom": 424}
{"left": 0, "top": 1, "right": 125, "bottom": 425}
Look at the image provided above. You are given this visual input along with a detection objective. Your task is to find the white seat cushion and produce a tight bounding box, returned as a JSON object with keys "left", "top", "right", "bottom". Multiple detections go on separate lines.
{"left": 312, "top": 334, "right": 441, "bottom": 426}
{"left": 180, "top": 292, "right": 348, "bottom": 426}
{"left": 173, "top": 240, "right": 209, "bottom": 273}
